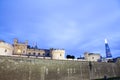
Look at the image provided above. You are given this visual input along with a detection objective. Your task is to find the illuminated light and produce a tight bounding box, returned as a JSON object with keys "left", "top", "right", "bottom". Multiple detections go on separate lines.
{"left": 17, "top": 49, "right": 21, "bottom": 53}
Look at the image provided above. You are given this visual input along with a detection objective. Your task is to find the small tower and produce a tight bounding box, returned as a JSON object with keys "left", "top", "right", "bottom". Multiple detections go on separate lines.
{"left": 13, "top": 39, "right": 27, "bottom": 55}
{"left": 25, "top": 40, "right": 28, "bottom": 45}
{"left": 50, "top": 48, "right": 65, "bottom": 60}
{"left": 84, "top": 52, "right": 89, "bottom": 60}
{"left": 14, "top": 38, "right": 18, "bottom": 45}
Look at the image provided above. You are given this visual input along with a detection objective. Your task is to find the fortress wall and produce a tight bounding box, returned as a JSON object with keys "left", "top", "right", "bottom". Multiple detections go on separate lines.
{"left": 0, "top": 56, "right": 120, "bottom": 80}
{"left": 116, "top": 58, "right": 120, "bottom": 76}
{"left": 90, "top": 62, "right": 120, "bottom": 79}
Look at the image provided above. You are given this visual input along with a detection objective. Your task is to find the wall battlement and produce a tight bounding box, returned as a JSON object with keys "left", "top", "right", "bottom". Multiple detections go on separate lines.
{"left": 50, "top": 48, "right": 64, "bottom": 50}
{"left": 51, "top": 50, "right": 65, "bottom": 52}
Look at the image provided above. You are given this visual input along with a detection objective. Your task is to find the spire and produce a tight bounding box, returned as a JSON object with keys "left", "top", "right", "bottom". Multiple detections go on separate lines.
{"left": 105, "top": 38, "right": 108, "bottom": 44}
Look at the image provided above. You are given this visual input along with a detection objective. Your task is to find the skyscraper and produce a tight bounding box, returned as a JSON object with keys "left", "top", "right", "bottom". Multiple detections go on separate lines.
{"left": 105, "top": 39, "right": 112, "bottom": 58}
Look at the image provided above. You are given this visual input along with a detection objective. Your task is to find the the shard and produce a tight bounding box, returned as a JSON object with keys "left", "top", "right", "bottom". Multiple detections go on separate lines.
{"left": 105, "top": 39, "right": 112, "bottom": 58}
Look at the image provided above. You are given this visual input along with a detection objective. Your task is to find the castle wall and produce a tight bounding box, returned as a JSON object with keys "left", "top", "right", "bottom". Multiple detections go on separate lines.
{"left": 0, "top": 56, "right": 119, "bottom": 80}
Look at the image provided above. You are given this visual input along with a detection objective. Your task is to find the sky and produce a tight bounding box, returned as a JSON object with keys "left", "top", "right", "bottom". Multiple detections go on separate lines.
{"left": 0, "top": 0, "right": 120, "bottom": 58}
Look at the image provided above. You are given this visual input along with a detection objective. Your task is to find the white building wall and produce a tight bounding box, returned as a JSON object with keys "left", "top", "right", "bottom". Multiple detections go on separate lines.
{"left": 88, "top": 55, "right": 100, "bottom": 61}
{"left": 0, "top": 41, "right": 13, "bottom": 56}
{"left": 84, "top": 52, "right": 101, "bottom": 62}
{"left": 51, "top": 50, "right": 65, "bottom": 60}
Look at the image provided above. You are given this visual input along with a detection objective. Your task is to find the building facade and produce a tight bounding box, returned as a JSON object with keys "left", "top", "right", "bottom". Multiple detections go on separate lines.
{"left": 84, "top": 52, "right": 101, "bottom": 61}
{"left": 13, "top": 39, "right": 65, "bottom": 59}
{"left": 13, "top": 39, "right": 28, "bottom": 55}
{"left": 0, "top": 40, "right": 13, "bottom": 56}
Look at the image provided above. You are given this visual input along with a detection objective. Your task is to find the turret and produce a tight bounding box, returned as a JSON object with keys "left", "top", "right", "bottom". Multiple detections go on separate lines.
{"left": 13, "top": 39, "right": 27, "bottom": 55}
{"left": 14, "top": 38, "right": 18, "bottom": 45}
{"left": 50, "top": 48, "right": 65, "bottom": 60}
{"left": 25, "top": 40, "right": 28, "bottom": 45}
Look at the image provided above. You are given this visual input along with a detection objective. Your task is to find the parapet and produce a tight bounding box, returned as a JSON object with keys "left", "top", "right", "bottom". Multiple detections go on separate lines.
{"left": 84, "top": 52, "right": 100, "bottom": 56}
{"left": 13, "top": 38, "right": 28, "bottom": 45}
{"left": 50, "top": 48, "right": 64, "bottom": 50}
{"left": 50, "top": 48, "right": 65, "bottom": 52}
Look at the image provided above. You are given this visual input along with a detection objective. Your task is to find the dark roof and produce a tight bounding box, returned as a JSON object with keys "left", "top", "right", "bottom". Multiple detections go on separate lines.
{"left": 0, "top": 40, "right": 5, "bottom": 42}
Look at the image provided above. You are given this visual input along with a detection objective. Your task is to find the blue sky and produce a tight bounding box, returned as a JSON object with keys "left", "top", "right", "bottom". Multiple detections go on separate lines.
{"left": 0, "top": 0, "right": 120, "bottom": 58}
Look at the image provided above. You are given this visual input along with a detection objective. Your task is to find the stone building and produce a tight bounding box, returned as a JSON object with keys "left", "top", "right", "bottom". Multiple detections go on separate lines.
{"left": 84, "top": 52, "right": 101, "bottom": 61}
{"left": 13, "top": 39, "right": 65, "bottom": 59}
{"left": 13, "top": 39, "right": 28, "bottom": 55}
{"left": 0, "top": 40, "right": 13, "bottom": 56}
{"left": 50, "top": 48, "right": 65, "bottom": 59}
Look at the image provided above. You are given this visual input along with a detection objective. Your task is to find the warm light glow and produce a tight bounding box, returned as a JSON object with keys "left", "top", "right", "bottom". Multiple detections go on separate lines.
{"left": 17, "top": 49, "right": 21, "bottom": 53}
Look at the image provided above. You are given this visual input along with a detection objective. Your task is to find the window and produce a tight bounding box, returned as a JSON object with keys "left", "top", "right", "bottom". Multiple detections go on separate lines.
{"left": 23, "top": 51, "right": 25, "bottom": 53}
{"left": 5, "top": 49, "right": 7, "bottom": 52}
{"left": 92, "top": 57, "right": 94, "bottom": 59}
{"left": 60, "top": 54, "right": 62, "bottom": 56}
{"left": 33, "top": 53, "right": 36, "bottom": 56}
{"left": 38, "top": 53, "right": 40, "bottom": 56}
{"left": 28, "top": 53, "right": 31, "bottom": 56}
{"left": 43, "top": 53, "right": 45, "bottom": 56}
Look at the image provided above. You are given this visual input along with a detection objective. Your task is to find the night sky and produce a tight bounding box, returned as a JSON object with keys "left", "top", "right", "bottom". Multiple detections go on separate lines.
{"left": 0, "top": 0, "right": 120, "bottom": 58}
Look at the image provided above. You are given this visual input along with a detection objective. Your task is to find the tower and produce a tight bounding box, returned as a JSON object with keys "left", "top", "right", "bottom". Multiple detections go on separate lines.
{"left": 13, "top": 39, "right": 27, "bottom": 55}
{"left": 14, "top": 38, "right": 18, "bottom": 45}
{"left": 50, "top": 48, "right": 65, "bottom": 59}
{"left": 105, "top": 39, "right": 112, "bottom": 58}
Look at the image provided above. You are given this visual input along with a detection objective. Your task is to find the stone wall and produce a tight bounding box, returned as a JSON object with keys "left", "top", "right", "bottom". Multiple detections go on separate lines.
{"left": 0, "top": 56, "right": 120, "bottom": 80}
{"left": 0, "top": 42, "right": 13, "bottom": 56}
